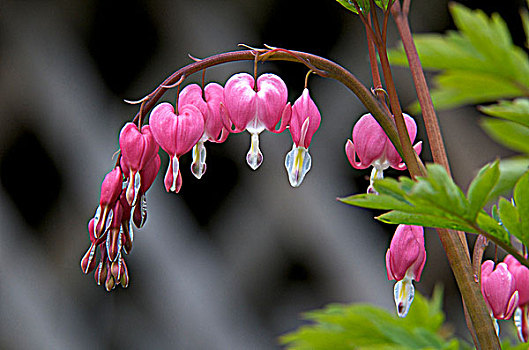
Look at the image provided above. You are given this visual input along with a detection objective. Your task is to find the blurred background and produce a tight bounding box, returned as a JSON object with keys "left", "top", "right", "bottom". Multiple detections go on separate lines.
{"left": 0, "top": 0, "right": 524, "bottom": 349}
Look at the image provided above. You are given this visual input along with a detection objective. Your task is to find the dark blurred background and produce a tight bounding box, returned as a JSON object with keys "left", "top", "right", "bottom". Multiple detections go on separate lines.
{"left": 0, "top": 0, "right": 523, "bottom": 349}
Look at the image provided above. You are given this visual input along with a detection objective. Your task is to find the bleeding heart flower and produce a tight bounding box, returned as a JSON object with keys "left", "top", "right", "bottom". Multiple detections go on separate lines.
{"left": 504, "top": 255, "right": 529, "bottom": 342}
{"left": 481, "top": 260, "right": 519, "bottom": 321}
{"left": 149, "top": 102, "right": 204, "bottom": 193}
{"left": 222, "top": 73, "right": 291, "bottom": 170}
{"left": 93, "top": 166, "right": 123, "bottom": 238}
{"left": 385, "top": 225, "right": 426, "bottom": 318}
{"left": 119, "top": 123, "right": 159, "bottom": 206}
{"left": 284, "top": 88, "right": 321, "bottom": 187}
{"left": 178, "top": 83, "right": 229, "bottom": 179}
{"left": 345, "top": 113, "right": 422, "bottom": 193}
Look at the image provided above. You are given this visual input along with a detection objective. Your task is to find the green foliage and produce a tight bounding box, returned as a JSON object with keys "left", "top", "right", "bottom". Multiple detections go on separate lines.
{"left": 279, "top": 289, "right": 465, "bottom": 350}
{"left": 480, "top": 119, "right": 529, "bottom": 154}
{"left": 479, "top": 99, "right": 529, "bottom": 154}
{"left": 336, "top": 0, "right": 370, "bottom": 14}
{"left": 336, "top": 0, "right": 391, "bottom": 14}
{"left": 479, "top": 99, "right": 529, "bottom": 128}
{"left": 339, "top": 162, "right": 511, "bottom": 243}
{"left": 388, "top": 3, "right": 529, "bottom": 111}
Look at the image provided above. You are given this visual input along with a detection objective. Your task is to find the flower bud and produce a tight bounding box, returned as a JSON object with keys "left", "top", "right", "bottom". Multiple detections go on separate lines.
{"left": 385, "top": 225, "right": 426, "bottom": 318}
{"left": 481, "top": 260, "right": 519, "bottom": 320}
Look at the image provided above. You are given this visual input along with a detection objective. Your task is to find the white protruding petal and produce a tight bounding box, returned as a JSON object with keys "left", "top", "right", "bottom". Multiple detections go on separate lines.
{"left": 367, "top": 166, "right": 384, "bottom": 195}
{"left": 170, "top": 155, "right": 180, "bottom": 192}
{"left": 284, "top": 144, "right": 312, "bottom": 187}
{"left": 492, "top": 316, "right": 499, "bottom": 336}
{"left": 139, "top": 194, "right": 147, "bottom": 228}
{"left": 191, "top": 142, "right": 207, "bottom": 179}
{"left": 246, "top": 133, "right": 263, "bottom": 170}
{"left": 129, "top": 220, "right": 134, "bottom": 244}
{"left": 393, "top": 275, "right": 415, "bottom": 318}
{"left": 105, "top": 209, "right": 114, "bottom": 234}
{"left": 94, "top": 206, "right": 101, "bottom": 228}
{"left": 132, "top": 171, "right": 141, "bottom": 206}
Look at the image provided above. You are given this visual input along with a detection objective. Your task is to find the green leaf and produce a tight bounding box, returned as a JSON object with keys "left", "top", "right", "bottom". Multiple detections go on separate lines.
{"left": 476, "top": 212, "right": 510, "bottom": 243}
{"left": 279, "top": 292, "right": 461, "bottom": 350}
{"left": 388, "top": 3, "right": 529, "bottom": 111}
{"left": 338, "top": 193, "right": 414, "bottom": 211}
{"left": 467, "top": 160, "right": 500, "bottom": 219}
{"left": 514, "top": 170, "right": 529, "bottom": 242}
{"left": 480, "top": 119, "right": 529, "bottom": 154}
{"left": 377, "top": 211, "right": 475, "bottom": 232}
{"left": 521, "top": 5, "right": 529, "bottom": 49}
{"left": 336, "top": 0, "right": 370, "bottom": 14}
{"left": 479, "top": 98, "right": 529, "bottom": 128}
{"left": 341, "top": 163, "right": 513, "bottom": 245}
{"left": 374, "top": 0, "right": 390, "bottom": 10}
{"left": 498, "top": 197, "right": 523, "bottom": 243}
{"left": 489, "top": 157, "right": 529, "bottom": 200}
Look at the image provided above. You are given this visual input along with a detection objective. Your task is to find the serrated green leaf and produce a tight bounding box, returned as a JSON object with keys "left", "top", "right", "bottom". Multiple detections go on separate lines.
{"left": 336, "top": 0, "right": 370, "bottom": 14}
{"left": 338, "top": 193, "right": 413, "bottom": 211}
{"left": 388, "top": 3, "right": 529, "bottom": 111}
{"left": 480, "top": 119, "right": 529, "bottom": 154}
{"left": 479, "top": 98, "right": 529, "bottom": 128}
{"left": 514, "top": 170, "right": 529, "bottom": 242}
{"left": 377, "top": 211, "right": 475, "bottom": 232}
{"left": 280, "top": 293, "right": 459, "bottom": 350}
{"left": 489, "top": 157, "right": 529, "bottom": 200}
{"left": 498, "top": 197, "right": 523, "bottom": 243}
{"left": 374, "top": 0, "right": 390, "bottom": 10}
{"left": 413, "top": 164, "right": 469, "bottom": 218}
{"left": 467, "top": 160, "right": 500, "bottom": 219}
{"left": 423, "top": 70, "right": 525, "bottom": 112}
{"left": 476, "top": 211, "right": 510, "bottom": 243}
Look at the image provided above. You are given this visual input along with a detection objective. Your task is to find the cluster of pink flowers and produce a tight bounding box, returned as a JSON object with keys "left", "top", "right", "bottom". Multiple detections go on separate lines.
{"left": 81, "top": 72, "right": 322, "bottom": 290}
{"left": 80, "top": 124, "right": 161, "bottom": 291}
{"left": 481, "top": 255, "right": 529, "bottom": 340}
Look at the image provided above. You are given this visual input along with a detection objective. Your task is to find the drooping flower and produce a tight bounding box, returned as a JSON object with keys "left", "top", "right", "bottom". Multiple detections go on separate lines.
{"left": 93, "top": 166, "right": 123, "bottom": 238}
{"left": 119, "top": 123, "right": 159, "bottom": 206}
{"left": 284, "top": 88, "right": 321, "bottom": 187}
{"left": 385, "top": 225, "right": 426, "bottom": 318}
{"left": 149, "top": 102, "right": 204, "bottom": 193}
{"left": 345, "top": 113, "right": 422, "bottom": 193}
{"left": 178, "top": 83, "right": 229, "bottom": 179}
{"left": 504, "top": 255, "right": 529, "bottom": 342}
{"left": 132, "top": 154, "right": 161, "bottom": 229}
{"left": 481, "top": 260, "right": 519, "bottom": 321}
{"left": 222, "top": 73, "right": 291, "bottom": 170}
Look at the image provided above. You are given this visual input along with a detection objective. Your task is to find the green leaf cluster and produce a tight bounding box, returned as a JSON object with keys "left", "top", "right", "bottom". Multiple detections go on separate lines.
{"left": 336, "top": 0, "right": 391, "bottom": 15}
{"left": 340, "top": 162, "right": 511, "bottom": 244}
{"left": 479, "top": 99, "right": 529, "bottom": 154}
{"left": 497, "top": 171, "right": 529, "bottom": 247}
{"left": 279, "top": 289, "right": 466, "bottom": 350}
{"left": 388, "top": 3, "right": 529, "bottom": 111}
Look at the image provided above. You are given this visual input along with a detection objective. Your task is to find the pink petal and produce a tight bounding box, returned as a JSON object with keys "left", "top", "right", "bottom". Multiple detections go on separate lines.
{"left": 149, "top": 102, "right": 178, "bottom": 156}
{"left": 256, "top": 73, "right": 288, "bottom": 131}
{"left": 352, "top": 114, "right": 388, "bottom": 167}
{"left": 139, "top": 154, "right": 161, "bottom": 193}
{"left": 178, "top": 84, "right": 207, "bottom": 118}
{"left": 204, "top": 83, "right": 227, "bottom": 141}
{"left": 291, "top": 89, "right": 321, "bottom": 148}
{"left": 386, "top": 114, "right": 419, "bottom": 169}
{"left": 174, "top": 104, "right": 204, "bottom": 156}
{"left": 99, "top": 166, "right": 123, "bottom": 207}
{"left": 345, "top": 139, "right": 370, "bottom": 170}
{"left": 223, "top": 73, "right": 257, "bottom": 132}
